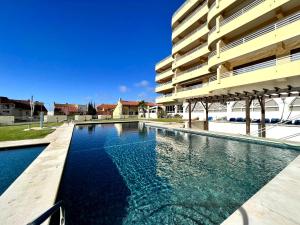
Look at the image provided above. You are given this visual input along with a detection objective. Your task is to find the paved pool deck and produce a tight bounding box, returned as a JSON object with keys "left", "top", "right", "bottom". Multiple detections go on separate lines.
{"left": 145, "top": 121, "right": 300, "bottom": 225}
{"left": 0, "top": 123, "right": 74, "bottom": 225}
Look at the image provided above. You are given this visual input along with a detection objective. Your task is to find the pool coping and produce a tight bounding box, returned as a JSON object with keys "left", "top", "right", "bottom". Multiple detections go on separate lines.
{"left": 0, "top": 123, "right": 74, "bottom": 225}
{"left": 144, "top": 121, "right": 300, "bottom": 225}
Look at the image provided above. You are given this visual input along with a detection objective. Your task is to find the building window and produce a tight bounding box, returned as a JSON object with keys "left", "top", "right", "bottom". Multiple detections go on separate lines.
{"left": 166, "top": 105, "right": 175, "bottom": 113}
{"left": 177, "top": 105, "right": 183, "bottom": 113}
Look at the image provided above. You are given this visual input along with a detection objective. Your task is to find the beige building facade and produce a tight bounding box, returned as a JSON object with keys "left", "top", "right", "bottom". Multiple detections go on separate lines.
{"left": 155, "top": 0, "right": 300, "bottom": 115}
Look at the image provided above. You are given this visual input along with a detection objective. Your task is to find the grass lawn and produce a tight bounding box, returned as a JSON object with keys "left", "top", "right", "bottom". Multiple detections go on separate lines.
{"left": 147, "top": 118, "right": 184, "bottom": 123}
{"left": 0, "top": 122, "right": 63, "bottom": 142}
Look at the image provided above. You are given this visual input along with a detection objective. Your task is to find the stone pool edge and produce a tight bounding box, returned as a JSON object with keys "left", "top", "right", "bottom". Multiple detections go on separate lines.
{"left": 0, "top": 123, "right": 74, "bottom": 225}
{"left": 145, "top": 122, "right": 300, "bottom": 225}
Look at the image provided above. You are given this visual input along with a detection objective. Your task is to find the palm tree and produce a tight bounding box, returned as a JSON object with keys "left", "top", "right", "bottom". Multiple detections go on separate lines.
{"left": 138, "top": 100, "right": 147, "bottom": 118}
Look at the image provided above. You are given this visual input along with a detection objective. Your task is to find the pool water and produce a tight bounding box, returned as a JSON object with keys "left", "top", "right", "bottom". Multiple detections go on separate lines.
{"left": 56, "top": 123, "right": 299, "bottom": 225}
{"left": 0, "top": 146, "right": 44, "bottom": 195}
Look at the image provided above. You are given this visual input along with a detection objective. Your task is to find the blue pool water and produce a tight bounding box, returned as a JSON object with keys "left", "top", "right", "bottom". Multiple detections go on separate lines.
{"left": 56, "top": 123, "right": 299, "bottom": 225}
{"left": 0, "top": 146, "right": 44, "bottom": 195}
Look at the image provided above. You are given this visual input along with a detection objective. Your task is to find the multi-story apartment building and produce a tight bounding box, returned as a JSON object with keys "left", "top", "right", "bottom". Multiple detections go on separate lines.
{"left": 155, "top": 0, "right": 300, "bottom": 133}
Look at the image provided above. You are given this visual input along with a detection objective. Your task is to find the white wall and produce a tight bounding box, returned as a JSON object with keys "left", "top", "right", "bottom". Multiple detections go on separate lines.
{"left": 44, "top": 115, "right": 67, "bottom": 123}
{"left": 209, "top": 121, "right": 300, "bottom": 142}
{"left": 98, "top": 115, "right": 112, "bottom": 120}
{"left": 0, "top": 116, "right": 14, "bottom": 125}
{"left": 75, "top": 115, "right": 92, "bottom": 121}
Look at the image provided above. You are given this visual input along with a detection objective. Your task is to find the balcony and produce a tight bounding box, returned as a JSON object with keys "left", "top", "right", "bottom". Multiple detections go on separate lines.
{"left": 210, "top": 52, "right": 300, "bottom": 92}
{"left": 208, "top": 0, "right": 291, "bottom": 48}
{"left": 173, "top": 62, "right": 209, "bottom": 84}
{"left": 155, "top": 69, "right": 174, "bottom": 82}
{"left": 156, "top": 93, "right": 174, "bottom": 104}
{"left": 174, "top": 82, "right": 210, "bottom": 100}
{"left": 208, "top": 12, "right": 300, "bottom": 69}
{"left": 155, "top": 81, "right": 174, "bottom": 93}
{"left": 172, "top": 2, "right": 208, "bottom": 41}
{"left": 173, "top": 43, "right": 209, "bottom": 69}
{"left": 172, "top": 23, "right": 209, "bottom": 55}
{"left": 155, "top": 55, "right": 173, "bottom": 72}
{"left": 172, "top": 0, "right": 203, "bottom": 28}
{"left": 207, "top": 0, "right": 238, "bottom": 27}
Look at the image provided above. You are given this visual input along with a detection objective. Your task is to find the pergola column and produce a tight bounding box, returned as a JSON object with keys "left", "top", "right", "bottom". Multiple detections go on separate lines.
{"left": 245, "top": 97, "right": 251, "bottom": 135}
{"left": 200, "top": 100, "right": 209, "bottom": 131}
{"left": 188, "top": 100, "right": 192, "bottom": 128}
{"left": 258, "top": 96, "right": 266, "bottom": 137}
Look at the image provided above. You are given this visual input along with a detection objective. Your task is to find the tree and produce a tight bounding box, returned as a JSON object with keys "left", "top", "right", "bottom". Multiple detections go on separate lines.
{"left": 87, "top": 102, "right": 97, "bottom": 115}
{"left": 138, "top": 100, "right": 147, "bottom": 118}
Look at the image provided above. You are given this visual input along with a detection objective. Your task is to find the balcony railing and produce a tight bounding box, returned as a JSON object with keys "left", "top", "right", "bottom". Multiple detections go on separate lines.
{"left": 209, "top": 74, "right": 217, "bottom": 83}
{"left": 156, "top": 56, "right": 172, "bottom": 67}
{"left": 208, "top": 49, "right": 217, "bottom": 59}
{"left": 220, "top": 0, "right": 265, "bottom": 27}
{"left": 173, "top": 22, "right": 207, "bottom": 47}
{"left": 177, "top": 62, "right": 208, "bottom": 76}
{"left": 220, "top": 12, "right": 300, "bottom": 53}
{"left": 177, "top": 83, "right": 205, "bottom": 92}
{"left": 176, "top": 43, "right": 208, "bottom": 61}
{"left": 156, "top": 81, "right": 172, "bottom": 87}
{"left": 222, "top": 52, "right": 300, "bottom": 77}
{"left": 173, "top": 2, "right": 207, "bottom": 32}
{"left": 157, "top": 93, "right": 173, "bottom": 99}
{"left": 156, "top": 69, "right": 173, "bottom": 79}
{"left": 208, "top": 25, "right": 216, "bottom": 35}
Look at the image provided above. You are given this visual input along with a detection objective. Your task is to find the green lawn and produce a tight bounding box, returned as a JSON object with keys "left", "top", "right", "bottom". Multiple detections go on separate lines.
{"left": 0, "top": 122, "right": 63, "bottom": 142}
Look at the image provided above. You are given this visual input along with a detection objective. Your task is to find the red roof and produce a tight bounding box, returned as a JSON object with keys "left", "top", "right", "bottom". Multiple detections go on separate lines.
{"left": 120, "top": 100, "right": 157, "bottom": 107}
{"left": 97, "top": 104, "right": 116, "bottom": 110}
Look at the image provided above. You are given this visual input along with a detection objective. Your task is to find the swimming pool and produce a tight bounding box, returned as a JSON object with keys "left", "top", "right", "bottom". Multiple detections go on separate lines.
{"left": 0, "top": 146, "right": 44, "bottom": 195}
{"left": 56, "top": 122, "right": 299, "bottom": 225}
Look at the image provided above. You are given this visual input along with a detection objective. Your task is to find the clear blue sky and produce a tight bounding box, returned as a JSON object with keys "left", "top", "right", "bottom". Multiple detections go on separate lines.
{"left": 0, "top": 0, "right": 183, "bottom": 110}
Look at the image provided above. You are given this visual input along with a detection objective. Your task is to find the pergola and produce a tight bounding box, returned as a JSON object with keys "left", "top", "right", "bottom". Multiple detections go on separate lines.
{"left": 187, "top": 85, "right": 300, "bottom": 137}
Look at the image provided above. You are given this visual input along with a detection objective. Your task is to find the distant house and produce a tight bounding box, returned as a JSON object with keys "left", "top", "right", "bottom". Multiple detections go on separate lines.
{"left": 113, "top": 99, "right": 158, "bottom": 119}
{"left": 0, "top": 96, "right": 47, "bottom": 121}
{"left": 97, "top": 104, "right": 116, "bottom": 116}
{"left": 54, "top": 103, "right": 88, "bottom": 115}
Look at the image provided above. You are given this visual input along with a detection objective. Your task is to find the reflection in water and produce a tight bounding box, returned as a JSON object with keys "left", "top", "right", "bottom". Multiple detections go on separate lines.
{"left": 56, "top": 123, "right": 299, "bottom": 225}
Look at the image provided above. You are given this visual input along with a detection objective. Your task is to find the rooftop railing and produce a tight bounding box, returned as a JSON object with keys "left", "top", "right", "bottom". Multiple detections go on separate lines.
{"left": 220, "top": 0, "right": 265, "bottom": 27}
{"left": 173, "top": 2, "right": 208, "bottom": 33}
{"left": 177, "top": 62, "right": 208, "bottom": 76}
{"left": 173, "top": 22, "right": 207, "bottom": 47}
{"left": 156, "top": 81, "right": 172, "bottom": 88}
{"left": 176, "top": 43, "right": 208, "bottom": 62}
{"left": 220, "top": 12, "right": 300, "bottom": 53}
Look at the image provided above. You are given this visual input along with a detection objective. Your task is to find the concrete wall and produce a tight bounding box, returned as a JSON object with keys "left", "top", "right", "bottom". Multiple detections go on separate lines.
{"left": 44, "top": 115, "right": 67, "bottom": 123}
{"left": 209, "top": 121, "right": 300, "bottom": 142}
{"left": 74, "top": 115, "right": 92, "bottom": 121}
{"left": 0, "top": 116, "right": 14, "bottom": 125}
{"left": 98, "top": 115, "right": 112, "bottom": 120}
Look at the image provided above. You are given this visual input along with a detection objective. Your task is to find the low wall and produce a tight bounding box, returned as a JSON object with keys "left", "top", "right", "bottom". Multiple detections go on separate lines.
{"left": 98, "top": 115, "right": 112, "bottom": 120}
{"left": 75, "top": 115, "right": 92, "bottom": 121}
{"left": 44, "top": 115, "right": 67, "bottom": 123}
{"left": 209, "top": 121, "right": 300, "bottom": 142}
{"left": 0, "top": 116, "right": 14, "bottom": 125}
